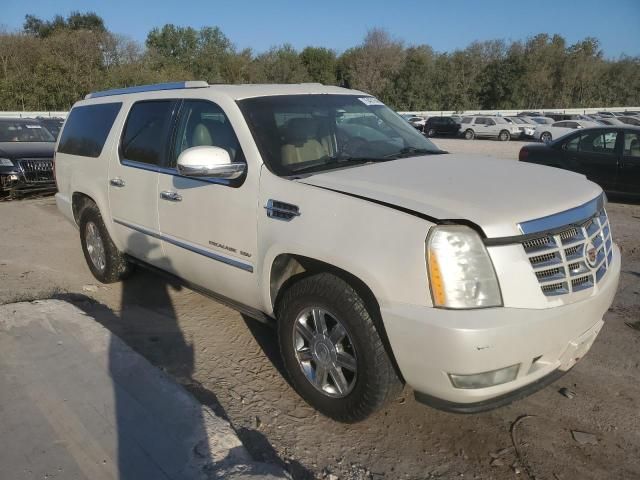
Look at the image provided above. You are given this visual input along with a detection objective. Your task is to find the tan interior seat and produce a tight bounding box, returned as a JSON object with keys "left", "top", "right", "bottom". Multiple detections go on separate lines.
{"left": 280, "top": 118, "right": 328, "bottom": 166}
{"left": 192, "top": 123, "right": 213, "bottom": 147}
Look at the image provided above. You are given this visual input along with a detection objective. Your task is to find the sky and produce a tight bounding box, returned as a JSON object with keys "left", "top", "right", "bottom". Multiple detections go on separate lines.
{"left": 3, "top": 0, "right": 640, "bottom": 58}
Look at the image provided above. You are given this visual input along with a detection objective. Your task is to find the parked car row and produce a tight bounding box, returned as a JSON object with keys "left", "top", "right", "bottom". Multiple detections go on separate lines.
{"left": 402, "top": 110, "right": 640, "bottom": 142}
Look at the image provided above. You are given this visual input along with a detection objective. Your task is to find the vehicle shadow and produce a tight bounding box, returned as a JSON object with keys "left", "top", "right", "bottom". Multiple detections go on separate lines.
{"left": 54, "top": 235, "right": 309, "bottom": 478}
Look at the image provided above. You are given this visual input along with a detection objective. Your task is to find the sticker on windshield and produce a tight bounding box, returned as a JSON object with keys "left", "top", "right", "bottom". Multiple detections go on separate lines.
{"left": 358, "top": 97, "right": 384, "bottom": 106}
{"left": 25, "top": 125, "right": 42, "bottom": 129}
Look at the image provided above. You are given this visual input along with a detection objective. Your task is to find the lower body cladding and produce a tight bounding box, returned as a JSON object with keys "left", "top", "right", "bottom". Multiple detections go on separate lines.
{"left": 381, "top": 245, "right": 620, "bottom": 413}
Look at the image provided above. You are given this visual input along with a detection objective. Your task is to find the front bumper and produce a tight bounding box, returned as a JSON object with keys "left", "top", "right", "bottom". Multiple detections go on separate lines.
{"left": 381, "top": 244, "right": 620, "bottom": 409}
{"left": 0, "top": 162, "right": 55, "bottom": 195}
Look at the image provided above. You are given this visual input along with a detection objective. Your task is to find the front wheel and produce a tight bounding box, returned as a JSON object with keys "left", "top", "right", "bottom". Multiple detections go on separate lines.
{"left": 464, "top": 129, "right": 475, "bottom": 140}
{"left": 540, "top": 132, "right": 552, "bottom": 143}
{"left": 277, "top": 273, "right": 402, "bottom": 422}
{"left": 499, "top": 130, "right": 511, "bottom": 141}
{"left": 426, "top": 128, "right": 436, "bottom": 137}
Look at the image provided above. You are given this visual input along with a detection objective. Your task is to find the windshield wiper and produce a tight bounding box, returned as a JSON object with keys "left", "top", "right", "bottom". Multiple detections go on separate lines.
{"left": 384, "top": 147, "right": 446, "bottom": 159}
{"left": 289, "top": 156, "right": 390, "bottom": 175}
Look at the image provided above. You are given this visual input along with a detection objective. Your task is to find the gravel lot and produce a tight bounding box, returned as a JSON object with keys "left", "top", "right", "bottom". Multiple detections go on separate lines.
{"left": 1, "top": 139, "right": 639, "bottom": 480}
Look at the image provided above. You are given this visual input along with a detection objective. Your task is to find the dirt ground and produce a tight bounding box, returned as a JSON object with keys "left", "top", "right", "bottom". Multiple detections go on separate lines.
{"left": 1, "top": 139, "right": 639, "bottom": 480}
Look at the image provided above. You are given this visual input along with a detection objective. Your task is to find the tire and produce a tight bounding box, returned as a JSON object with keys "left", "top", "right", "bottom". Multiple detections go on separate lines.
{"left": 499, "top": 130, "right": 511, "bottom": 141}
{"left": 277, "top": 273, "right": 402, "bottom": 422}
{"left": 79, "top": 203, "right": 133, "bottom": 283}
{"left": 540, "top": 132, "right": 552, "bottom": 143}
{"left": 464, "top": 129, "right": 475, "bottom": 140}
{"left": 427, "top": 128, "right": 436, "bottom": 137}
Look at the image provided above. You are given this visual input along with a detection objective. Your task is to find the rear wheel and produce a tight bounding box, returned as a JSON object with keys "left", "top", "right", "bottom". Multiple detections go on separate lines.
{"left": 79, "top": 204, "right": 133, "bottom": 283}
{"left": 427, "top": 128, "right": 436, "bottom": 137}
{"left": 499, "top": 130, "right": 511, "bottom": 141}
{"left": 464, "top": 129, "right": 475, "bottom": 140}
{"left": 540, "top": 131, "right": 552, "bottom": 143}
{"left": 277, "top": 273, "right": 402, "bottom": 422}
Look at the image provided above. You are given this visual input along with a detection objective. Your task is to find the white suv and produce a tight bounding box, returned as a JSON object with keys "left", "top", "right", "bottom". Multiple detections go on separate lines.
{"left": 460, "top": 115, "right": 522, "bottom": 141}
{"left": 55, "top": 82, "right": 620, "bottom": 421}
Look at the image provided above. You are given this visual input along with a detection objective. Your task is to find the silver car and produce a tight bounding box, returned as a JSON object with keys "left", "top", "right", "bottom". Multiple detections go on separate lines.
{"left": 460, "top": 116, "right": 522, "bottom": 141}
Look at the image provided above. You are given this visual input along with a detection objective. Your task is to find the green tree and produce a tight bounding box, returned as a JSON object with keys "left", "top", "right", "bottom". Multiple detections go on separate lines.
{"left": 23, "top": 12, "right": 105, "bottom": 38}
{"left": 250, "top": 44, "right": 310, "bottom": 83}
{"left": 300, "top": 47, "right": 337, "bottom": 84}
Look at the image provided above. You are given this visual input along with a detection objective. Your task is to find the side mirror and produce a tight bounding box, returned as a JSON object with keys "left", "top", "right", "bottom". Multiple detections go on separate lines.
{"left": 176, "top": 146, "right": 245, "bottom": 180}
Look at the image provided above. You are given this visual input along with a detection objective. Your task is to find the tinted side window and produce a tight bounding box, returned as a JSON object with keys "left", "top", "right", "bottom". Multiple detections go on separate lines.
{"left": 564, "top": 135, "right": 582, "bottom": 151}
{"left": 462, "top": 117, "right": 472, "bottom": 124}
{"left": 475, "top": 118, "right": 485, "bottom": 125}
{"left": 58, "top": 103, "right": 122, "bottom": 157}
{"left": 121, "top": 101, "right": 175, "bottom": 166}
{"left": 579, "top": 131, "right": 618, "bottom": 155}
{"left": 172, "top": 100, "right": 244, "bottom": 166}
{"left": 486, "top": 118, "right": 496, "bottom": 126}
{"left": 625, "top": 132, "right": 640, "bottom": 157}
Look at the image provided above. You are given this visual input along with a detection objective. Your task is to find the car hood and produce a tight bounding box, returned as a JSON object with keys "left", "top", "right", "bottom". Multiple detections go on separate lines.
{"left": 298, "top": 153, "right": 602, "bottom": 238}
{"left": 0, "top": 142, "right": 55, "bottom": 159}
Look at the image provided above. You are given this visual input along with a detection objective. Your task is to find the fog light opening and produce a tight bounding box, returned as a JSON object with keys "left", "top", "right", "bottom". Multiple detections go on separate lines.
{"left": 449, "top": 364, "right": 520, "bottom": 389}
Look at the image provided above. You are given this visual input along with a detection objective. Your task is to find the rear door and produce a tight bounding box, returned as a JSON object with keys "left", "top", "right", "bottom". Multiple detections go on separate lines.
{"left": 563, "top": 129, "right": 620, "bottom": 191}
{"left": 618, "top": 130, "right": 640, "bottom": 194}
{"left": 109, "top": 99, "right": 178, "bottom": 264}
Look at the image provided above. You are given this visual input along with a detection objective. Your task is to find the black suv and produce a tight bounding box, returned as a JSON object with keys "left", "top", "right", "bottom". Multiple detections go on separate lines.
{"left": 424, "top": 116, "right": 460, "bottom": 137}
{"left": 0, "top": 118, "right": 56, "bottom": 197}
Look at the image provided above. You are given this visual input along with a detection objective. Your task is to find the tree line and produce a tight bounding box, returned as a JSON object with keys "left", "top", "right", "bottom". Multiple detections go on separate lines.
{"left": 1, "top": 12, "right": 638, "bottom": 112}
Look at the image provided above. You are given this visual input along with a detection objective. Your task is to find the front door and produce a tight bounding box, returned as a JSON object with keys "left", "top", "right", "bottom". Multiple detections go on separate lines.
{"left": 108, "top": 100, "right": 178, "bottom": 264}
{"left": 618, "top": 130, "right": 640, "bottom": 194}
{"left": 563, "top": 130, "right": 620, "bottom": 191}
{"left": 156, "top": 99, "right": 259, "bottom": 307}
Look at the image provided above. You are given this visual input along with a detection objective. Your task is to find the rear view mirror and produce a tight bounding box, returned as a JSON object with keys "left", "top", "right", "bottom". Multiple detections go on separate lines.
{"left": 177, "top": 146, "right": 245, "bottom": 180}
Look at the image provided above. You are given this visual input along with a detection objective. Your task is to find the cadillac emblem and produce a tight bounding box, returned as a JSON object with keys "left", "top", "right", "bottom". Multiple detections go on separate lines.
{"left": 585, "top": 241, "right": 598, "bottom": 268}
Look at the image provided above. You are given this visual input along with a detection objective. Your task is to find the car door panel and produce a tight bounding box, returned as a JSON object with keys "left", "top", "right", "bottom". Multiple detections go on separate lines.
{"left": 108, "top": 100, "right": 177, "bottom": 264}
{"left": 618, "top": 131, "right": 640, "bottom": 194}
{"left": 564, "top": 130, "right": 619, "bottom": 191}
{"left": 156, "top": 98, "right": 260, "bottom": 308}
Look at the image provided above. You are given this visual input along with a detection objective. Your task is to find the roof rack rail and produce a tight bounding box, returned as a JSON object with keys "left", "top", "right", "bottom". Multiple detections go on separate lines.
{"left": 85, "top": 81, "right": 209, "bottom": 100}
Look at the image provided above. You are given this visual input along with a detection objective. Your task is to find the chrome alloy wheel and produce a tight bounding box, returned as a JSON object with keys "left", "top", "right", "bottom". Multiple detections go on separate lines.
{"left": 85, "top": 221, "right": 106, "bottom": 272}
{"left": 293, "top": 307, "right": 357, "bottom": 398}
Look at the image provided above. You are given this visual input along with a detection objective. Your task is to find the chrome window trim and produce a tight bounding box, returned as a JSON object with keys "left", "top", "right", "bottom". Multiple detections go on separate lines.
{"left": 112, "top": 218, "right": 253, "bottom": 273}
{"left": 517, "top": 194, "right": 605, "bottom": 235}
{"left": 120, "top": 159, "right": 235, "bottom": 186}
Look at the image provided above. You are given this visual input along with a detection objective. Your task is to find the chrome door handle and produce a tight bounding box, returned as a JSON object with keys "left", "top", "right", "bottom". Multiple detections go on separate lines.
{"left": 160, "top": 191, "right": 182, "bottom": 202}
{"left": 109, "top": 177, "right": 125, "bottom": 187}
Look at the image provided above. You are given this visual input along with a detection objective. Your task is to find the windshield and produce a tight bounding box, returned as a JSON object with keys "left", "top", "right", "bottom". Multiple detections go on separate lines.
{"left": 238, "top": 94, "right": 442, "bottom": 176}
{"left": 0, "top": 121, "right": 55, "bottom": 142}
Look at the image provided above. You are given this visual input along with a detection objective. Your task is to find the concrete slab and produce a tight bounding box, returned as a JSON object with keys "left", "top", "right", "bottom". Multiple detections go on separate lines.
{"left": 0, "top": 300, "right": 288, "bottom": 480}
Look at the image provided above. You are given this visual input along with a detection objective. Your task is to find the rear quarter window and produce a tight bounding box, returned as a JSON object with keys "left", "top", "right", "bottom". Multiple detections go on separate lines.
{"left": 57, "top": 103, "right": 122, "bottom": 157}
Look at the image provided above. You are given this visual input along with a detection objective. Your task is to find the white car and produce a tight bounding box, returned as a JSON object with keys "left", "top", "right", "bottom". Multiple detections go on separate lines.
{"left": 535, "top": 120, "right": 600, "bottom": 143}
{"left": 506, "top": 117, "right": 537, "bottom": 137}
{"left": 54, "top": 82, "right": 620, "bottom": 421}
{"left": 459, "top": 116, "right": 522, "bottom": 141}
{"left": 407, "top": 116, "right": 426, "bottom": 130}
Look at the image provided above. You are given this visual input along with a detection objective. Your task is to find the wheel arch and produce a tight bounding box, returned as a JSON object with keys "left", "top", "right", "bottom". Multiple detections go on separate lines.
{"left": 269, "top": 253, "right": 405, "bottom": 382}
{"left": 72, "top": 191, "right": 97, "bottom": 225}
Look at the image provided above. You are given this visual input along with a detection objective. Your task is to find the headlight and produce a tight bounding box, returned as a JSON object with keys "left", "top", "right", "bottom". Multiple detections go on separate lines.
{"left": 0, "top": 158, "right": 14, "bottom": 167}
{"left": 426, "top": 225, "right": 502, "bottom": 308}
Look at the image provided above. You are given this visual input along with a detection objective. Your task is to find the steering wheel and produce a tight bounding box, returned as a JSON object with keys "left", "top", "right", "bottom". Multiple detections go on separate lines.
{"left": 338, "top": 136, "right": 368, "bottom": 157}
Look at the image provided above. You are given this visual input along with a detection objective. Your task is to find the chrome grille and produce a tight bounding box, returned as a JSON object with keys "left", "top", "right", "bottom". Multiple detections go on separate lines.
{"left": 522, "top": 208, "right": 613, "bottom": 297}
{"left": 18, "top": 158, "right": 54, "bottom": 183}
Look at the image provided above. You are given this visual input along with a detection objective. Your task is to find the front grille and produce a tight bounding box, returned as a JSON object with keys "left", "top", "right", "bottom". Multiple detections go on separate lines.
{"left": 522, "top": 207, "right": 613, "bottom": 297}
{"left": 18, "top": 158, "right": 54, "bottom": 184}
